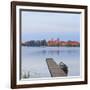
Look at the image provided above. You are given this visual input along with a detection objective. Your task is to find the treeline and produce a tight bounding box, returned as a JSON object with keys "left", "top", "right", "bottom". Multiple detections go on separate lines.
{"left": 22, "top": 40, "right": 47, "bottom": 47}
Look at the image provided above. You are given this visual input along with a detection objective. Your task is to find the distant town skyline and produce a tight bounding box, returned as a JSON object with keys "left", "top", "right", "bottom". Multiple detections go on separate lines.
{"left": 22, "top": 38, "right": 80, "bottom": 43}
{"left": 21, "top": 11, "right": 80, "bottom": 42}
{"left": 22, "top": 39, "right": 80, "bottom": 47}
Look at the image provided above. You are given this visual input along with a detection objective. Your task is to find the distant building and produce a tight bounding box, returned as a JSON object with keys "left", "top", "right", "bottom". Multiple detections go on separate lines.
{"left": 47, "top": 39, "right": 80, "bottom": 47}
{"left": 60, "top": 41, "right": 67, "bottom": 46}
{"left": 67, "top": 41, "right": 80, "bottom": 46}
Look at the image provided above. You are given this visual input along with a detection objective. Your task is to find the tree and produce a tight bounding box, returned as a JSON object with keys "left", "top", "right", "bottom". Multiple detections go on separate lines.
{"left": 41, "top": 40, "right": 47, "bottom": 46}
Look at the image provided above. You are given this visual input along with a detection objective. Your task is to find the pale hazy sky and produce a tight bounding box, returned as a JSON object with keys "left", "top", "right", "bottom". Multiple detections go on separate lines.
{"left": 21, "top": 10, "right": 80, "bottom": 42}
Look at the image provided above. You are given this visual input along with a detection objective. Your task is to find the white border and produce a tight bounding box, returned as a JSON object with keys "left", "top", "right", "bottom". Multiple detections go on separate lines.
{"left": 16, "top": 5, "right": 85, "bottom": 85}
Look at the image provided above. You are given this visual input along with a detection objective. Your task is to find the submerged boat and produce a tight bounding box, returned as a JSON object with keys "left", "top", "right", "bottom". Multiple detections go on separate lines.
{"left": 59, "top": 62, "right": 68, "bottom": 75}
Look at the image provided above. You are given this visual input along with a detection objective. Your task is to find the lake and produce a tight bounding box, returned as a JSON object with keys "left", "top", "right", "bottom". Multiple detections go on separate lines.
{"left": 21, "top": 47, "right": 80, "bottom": 78}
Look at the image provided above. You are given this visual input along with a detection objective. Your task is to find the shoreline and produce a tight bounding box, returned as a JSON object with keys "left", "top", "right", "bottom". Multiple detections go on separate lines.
{"left": 21, "top": 45, "right": 80, "bottom": 47}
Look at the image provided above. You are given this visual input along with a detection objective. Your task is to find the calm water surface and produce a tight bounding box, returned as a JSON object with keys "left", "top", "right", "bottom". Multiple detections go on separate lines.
{"left": 21, "top": 47, "right": 80, "bottom": 78}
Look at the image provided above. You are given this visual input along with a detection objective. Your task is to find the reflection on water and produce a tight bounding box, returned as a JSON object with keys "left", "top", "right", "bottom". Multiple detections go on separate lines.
{"left": 21, "top": 47, "right": 80, "bottom": 78}
{"left": 37, "top": 49, "right": 78, "bottom": 55}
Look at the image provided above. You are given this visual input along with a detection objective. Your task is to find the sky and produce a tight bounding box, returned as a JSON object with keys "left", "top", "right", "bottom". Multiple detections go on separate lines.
{"left": 21, "top": 10, "right": 81, "bottom": 42}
